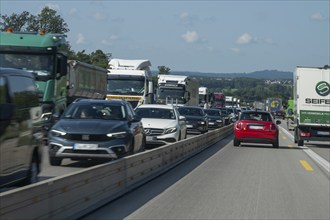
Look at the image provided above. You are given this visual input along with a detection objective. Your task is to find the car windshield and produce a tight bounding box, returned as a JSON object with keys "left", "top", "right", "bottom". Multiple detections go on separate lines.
{"left": 63, "top": 103, "right": 126, "bottom": 120}
{"left": 178, "top": 108, "right": 203, "bottom": 116}
{"left": 240, "top": 112, "right": 272, "bottom": 122}
{"left": 205, "top": 110, "right": 220, "bottom": 116}
{"left": 136, "top": 108, "right": 176, "bottom": 120}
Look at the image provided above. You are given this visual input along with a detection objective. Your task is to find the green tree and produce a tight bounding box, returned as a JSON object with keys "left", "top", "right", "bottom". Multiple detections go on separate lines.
{"left": 0, "top": 7, "right": 69, "bottom": 33}
{"left": 75, "top": 50, "right": 91, "bottom": 64}
{"left": 90, "top": 50, "right": 109, "bottom": 68}
{"left": 0, "top": 11, "right": 34, "bottom": 31}
{"left": 158, "top": 66, "right": 171, "bottom": 75}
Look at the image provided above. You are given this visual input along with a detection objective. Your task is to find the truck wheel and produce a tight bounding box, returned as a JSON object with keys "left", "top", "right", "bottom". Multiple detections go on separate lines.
{"left": 49, "top": 157, "right": 62, "bottom": 166}
{"left": 233, "top": 138, "right": 240, "bottom": 146}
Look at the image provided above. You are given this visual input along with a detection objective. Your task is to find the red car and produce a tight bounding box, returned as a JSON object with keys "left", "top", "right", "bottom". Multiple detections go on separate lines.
{"left": 234, "top": 110, "right": 281, "bottom": 148}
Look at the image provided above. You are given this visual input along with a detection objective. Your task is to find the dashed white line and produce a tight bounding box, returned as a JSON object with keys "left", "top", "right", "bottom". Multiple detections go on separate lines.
{"left": 279, "top": 126, "right": 330, "bottom": 174}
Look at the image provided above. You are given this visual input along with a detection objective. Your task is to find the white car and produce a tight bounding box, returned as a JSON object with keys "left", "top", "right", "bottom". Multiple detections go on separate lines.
{"left": 135, "top": 104, "right": 187, "bottom": 145}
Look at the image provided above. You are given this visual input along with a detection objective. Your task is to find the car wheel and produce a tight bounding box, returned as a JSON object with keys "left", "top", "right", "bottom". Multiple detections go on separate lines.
{"left": 233, "top": 137, "right": 240, "bottom": 147}
{"left": 20, "top": 154, "right": 39, "bottom": 186}
{"left": 127, "top": 139, "right": 135, "bottom": 155}
{"left": 272, "top": 137, "right": 279, "bottom": 148}
{"left": 49, "top": 157, "right": 62, "bottom": 166}
{"left": 140, "top": 136, "right": 146, "bottom": 152}
{"left": 298, "top": 139, "right": 304, "bottom": 146}
{"left": 178, "top": 132, "right": 181, "bottom": 141}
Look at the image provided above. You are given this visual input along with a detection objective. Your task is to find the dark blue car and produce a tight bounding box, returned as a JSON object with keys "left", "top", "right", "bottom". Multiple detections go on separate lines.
{"left": 47, "top": 99, "right": 145, "bottom": 166}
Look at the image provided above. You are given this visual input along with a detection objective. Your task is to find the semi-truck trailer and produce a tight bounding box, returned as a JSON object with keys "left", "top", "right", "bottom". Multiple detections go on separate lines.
{"left": 106, "top": 59, "right": 154, "bottom": 108}
{"left": 0, "top": 30, "right": 108, "bottom": 133}
{"left": 199, "top": 86, "right": 209, "bottom": 107}
{"left": 156, "top": 75, "right": 199, "bottom": 106}
{"left": 293, "top": 66, "right": 330, "bottom": 146}
{"left": 209, "top": 92, "right": 226, "bottom": 108}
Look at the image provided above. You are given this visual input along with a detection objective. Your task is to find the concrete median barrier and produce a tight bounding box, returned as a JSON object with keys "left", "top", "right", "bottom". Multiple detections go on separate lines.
{"left": 0, "top": 125, "right": 233, "bottom": 220}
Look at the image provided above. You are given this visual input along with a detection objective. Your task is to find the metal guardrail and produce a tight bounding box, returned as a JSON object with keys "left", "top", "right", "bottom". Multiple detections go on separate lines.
{"left": 0, "top": 125, "right": 233, "bottom": 220}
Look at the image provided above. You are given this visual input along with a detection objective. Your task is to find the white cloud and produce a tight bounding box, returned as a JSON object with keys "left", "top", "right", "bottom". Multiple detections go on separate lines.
{"left": 311, "top": 12, "right": 327, "bottom": 21}
{"left": 230, "top": 47, "right": 241, "bottom": 54}
{"left": 101, "top": 35, "right": 118, "bottom": 46}
{"left": 93, "top": 12, "right": 106, "bottom": 21}
{"left": 69, "top": 8, "right": 77, "bottom": 16}
{"left": 236, "top": 33, "right": 256, "bottom": 44}
{"left": 76, "top": 33, "right": 87, "bottom": 45}
{"left": 182, "top": 31, "right": 199, "bottom": 43}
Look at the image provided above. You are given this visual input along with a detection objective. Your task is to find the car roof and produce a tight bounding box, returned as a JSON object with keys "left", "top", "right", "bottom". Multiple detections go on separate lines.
{"left": 73, "top": 99, "right": 128, "bottom": 105}
{"left": 137, "top": 104, "right": 175, "bottom": 109}
{"left": 0, "top": 67, "right": 34, "bottom": 78}
{"left": 241, "top": 110, "right": 270, "bottom": 114}
{"left": 178, "top": 106, "right": 203, "bottom": 109}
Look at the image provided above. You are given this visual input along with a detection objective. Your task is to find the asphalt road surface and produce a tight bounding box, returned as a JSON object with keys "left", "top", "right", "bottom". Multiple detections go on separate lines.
{"left": 80, "top": 124, "right": 330, "bottom": 220}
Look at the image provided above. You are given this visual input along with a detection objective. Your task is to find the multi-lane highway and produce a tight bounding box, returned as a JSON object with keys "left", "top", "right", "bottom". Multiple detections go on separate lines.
{"left": 80, "top": 122, "right": 330, "bottom": 220}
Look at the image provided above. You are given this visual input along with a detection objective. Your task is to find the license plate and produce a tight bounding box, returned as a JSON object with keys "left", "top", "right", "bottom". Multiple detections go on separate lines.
{"left": 146, "top": 136, "right": 157, "bottom": 141}
{"left": 249, "top": 125, "right": 263, "bottom": 130}
{"left": 317, "top": 131, "right": 330, "bottom": 136}
{"left": 186, "top": 124, "right": 193, "bottom": 128}
{"left": 209, "top": 122, "right": 214, "bottom": 125}
{"left": 73, "top": 143, "right": 98, "bottom": 150}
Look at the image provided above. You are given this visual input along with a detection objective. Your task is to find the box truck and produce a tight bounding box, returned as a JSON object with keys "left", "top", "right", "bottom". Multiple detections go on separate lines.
{"left": 293, "top": 66, "right": 330, "bottom": 146}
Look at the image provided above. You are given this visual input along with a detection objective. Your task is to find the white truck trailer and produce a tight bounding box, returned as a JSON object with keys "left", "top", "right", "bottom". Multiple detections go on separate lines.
{"left": 156, "top": 75, "right": 199, "bottom": 106}
{"left": 199, "top": 86, "right": 209, "bottom": 107}
{"left": 106, "top": 59, "right": 154, "bottom": 108}
{"left": 294, "top": 66, "right": 330, "bottom": 146}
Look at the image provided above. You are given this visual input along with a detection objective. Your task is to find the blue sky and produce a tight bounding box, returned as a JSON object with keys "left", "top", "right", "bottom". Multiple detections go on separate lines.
{"left": 1, "top": 0, "right": 329, "bottom": 73}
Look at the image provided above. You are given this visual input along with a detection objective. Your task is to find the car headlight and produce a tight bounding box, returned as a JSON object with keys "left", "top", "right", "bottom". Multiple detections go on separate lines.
{"left": 50, "top": 129, "right": 66, "bottom": 137}
{"left": 198, "top": 121, "right": 205, "bottom": 125}
{"left": 164, "top": 127, "right": 177, "bottom": 134}
{"left": 107, "top": 131, "right": 127, "bottom": 138}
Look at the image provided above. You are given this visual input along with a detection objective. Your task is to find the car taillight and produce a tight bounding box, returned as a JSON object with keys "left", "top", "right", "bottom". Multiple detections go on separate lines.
{"left": 270, "top": 123, "right": 277, "bottom": 131}
{"left": 235, "top": 122, "right": 242, "bottom": 130}
{"left": 300, "top": 131, "right": 311, "bottom": 137}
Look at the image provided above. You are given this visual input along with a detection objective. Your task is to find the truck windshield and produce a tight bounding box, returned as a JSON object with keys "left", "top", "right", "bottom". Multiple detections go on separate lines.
{"left": 157, "top": 89, "right": 185, "bottom": 100}
{"left": 107, "top": 78, "right": 145, "bottom": 95}
{"left": 0, "top": 53, "right": 54, "bottom": 77}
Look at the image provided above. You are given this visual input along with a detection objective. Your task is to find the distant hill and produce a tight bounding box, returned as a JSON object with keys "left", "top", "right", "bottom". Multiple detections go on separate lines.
{"left": 152, "top": 70, "right": 293, "bottom": 80}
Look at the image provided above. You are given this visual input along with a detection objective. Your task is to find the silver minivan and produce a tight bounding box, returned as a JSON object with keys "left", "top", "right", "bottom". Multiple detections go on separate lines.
{"left": 0, "top": 68, "right": 43, "bottom": 188}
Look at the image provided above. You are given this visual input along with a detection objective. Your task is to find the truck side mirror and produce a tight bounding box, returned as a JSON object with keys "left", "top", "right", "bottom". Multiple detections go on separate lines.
{"left": 56, "top": 54, "right": 67, "bottom": 78}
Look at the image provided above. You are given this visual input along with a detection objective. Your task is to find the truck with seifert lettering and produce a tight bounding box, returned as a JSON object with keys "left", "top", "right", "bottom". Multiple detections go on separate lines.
{"left": 0, "top": 30, "right": 108, "bottom": 135}
{"left": 106, "top": 59, "right": 154, "bottom": 108}
{"left": 293, "top": 66, "right": 330, "bottom": 146}
{"left": 156, "top": 75, "right": 199, "bottom": 106}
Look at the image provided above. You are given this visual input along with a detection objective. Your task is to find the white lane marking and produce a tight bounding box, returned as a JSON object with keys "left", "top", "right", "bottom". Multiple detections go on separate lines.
{"left": 279, "top": 126, "right": 330, "bottom": 174}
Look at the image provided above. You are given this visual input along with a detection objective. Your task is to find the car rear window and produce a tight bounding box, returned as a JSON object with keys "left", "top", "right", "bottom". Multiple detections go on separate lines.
{"left": 240, "top": 112, "right": 272, "bottom": 122}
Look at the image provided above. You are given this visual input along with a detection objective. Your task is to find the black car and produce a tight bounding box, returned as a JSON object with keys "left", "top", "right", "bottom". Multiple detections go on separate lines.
{"left": 47, "top": 99, "right": 145, "bottom": 166}
{"left": 204, "top": 109, "right": 225, "bottom": 128}
{"left": 0, "top": 68, "right": 43, "bottom": 188}
{"left": 217, "top": 108, "right": 230, "bottom": 125}
{"left": 178, "top": 106, "right": 208, "bottom": 134}
{"left": 273, "top": 110, "right": 286, "bottom": 120}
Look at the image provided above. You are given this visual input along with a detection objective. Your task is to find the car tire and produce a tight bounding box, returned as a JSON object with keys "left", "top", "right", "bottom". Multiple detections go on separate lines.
{"left": 49, "top": 157, "right": 62, "bottom": 166}
{"left": 178, "top": 132, "right": 181, "bottom": 141}
{"left": 298, "top": 139, "right": 304, "bottom": 146}
{"left": 272, "top": 137, "right": 279, "bottom": 148}
{"left": 233, "top": 138, "right": 240, "bottom": 147}
{"left": 20, "top": 153, "right": 39, "bottom": 186}
{"left": 127, "top": 139, "right": 135, "bottom": 155}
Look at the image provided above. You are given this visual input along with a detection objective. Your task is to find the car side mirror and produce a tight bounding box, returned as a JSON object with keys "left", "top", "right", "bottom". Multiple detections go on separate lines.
{"left": 131, "top": 114, "right": 142, "bottom": 122}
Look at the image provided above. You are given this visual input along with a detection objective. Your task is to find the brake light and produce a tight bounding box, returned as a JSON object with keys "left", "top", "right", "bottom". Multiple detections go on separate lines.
{"left": 300, "top": 132, "right": 311, "bottom": 137}
{"left": 270, "top": 123, "right": 277, "bottom": 131}
{"left": 235, "top": 122, "right": 242, "bottom": 130}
